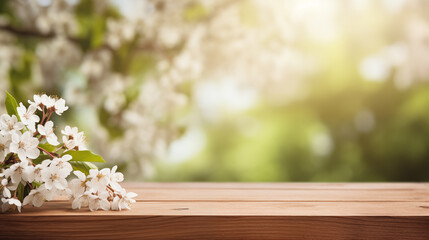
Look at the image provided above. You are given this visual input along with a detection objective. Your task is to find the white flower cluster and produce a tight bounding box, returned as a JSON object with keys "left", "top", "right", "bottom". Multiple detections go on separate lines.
{"left": 70, "top": 166, "right": 136, "bottom": 211}
{"left": 0, "top": 94, "right": 136, "bottom": 212}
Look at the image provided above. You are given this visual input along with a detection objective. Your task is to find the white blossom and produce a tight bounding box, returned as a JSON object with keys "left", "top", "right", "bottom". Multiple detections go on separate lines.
{"left": 61, "top": 125, "right": 79, "bottom": 139}
{"left": 61, "top": 125, "right": 86, "bottom": 150}
{"left": 88, "top": 191, "right": 110, "bottom": 211}
{"left": 0, "top": 134, "right": 11, "bottom": 158}
{"left": 38, "top": 121, "right": 59, "bottom": 146}
{"left": 17, "top": 102, "right": 40, "bottom": 132}
{"left": 28, "top": 94, "right": 44, "bottom": 110}
{"left": 69, "top": 170, "right": 87, "bottom": 198}
{"left": 0, "top": 94, "right": 134, "bottom": 213}
{"left": 41, "top": 94, "right": 56, "bottom": 109}
{"left": 32, "top": 162, "right": 49, "bottom": 183}
{"left": 1, "top": 197, "right": 21, "bottom": 212}
{"left": 79, "top": 50, "right": 111, "bottom": 80}
{"left": 86, "top": 168, "right": 110, "bottom": 193}
{"left": 3, "top": 161, "right": 33, "bottom": 184}
{"left": 54, "top": 98, "right": 68, "bottom": 115}
{"left": 0, "top": 114, "right": 24, "bottom": 136}
{"left": 1, "top": 179, "right": 11, "bottom": 198}
{"left": 41, "top": 164, "right": 71, "bottom": 190}
{"left": 71, "top": 191, "right": 91, "bottom": 209}
{"left": 10, "top": 131, "right": 40, "bottom": 160}
{"left": 109, "top": 165, "right": 124, "bottom": 190}
{"left": 22, "top": 164, "right": 35, "bottom": 183}
{"left": 50, "top": 155, "right": 73, "bottom": 174}
{"left": 111, "top": 189, "right": 137, "bottom": 211}
{"left": 23, "top": 185, "right": 48, "bottom": 207}
{"left": 109, "top": 165, "right": 124, "bottom": 183}
{"left": 50, "top": 187, "right": 72, "bottom": 200}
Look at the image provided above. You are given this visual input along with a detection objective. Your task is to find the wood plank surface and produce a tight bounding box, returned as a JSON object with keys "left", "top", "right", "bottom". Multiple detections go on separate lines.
{"left": 1, "top": 183, "right": 429, "bottom": 240}
{"left": 126, "top": 182, "right": 429, "bottom": 190}
{"left": 131, "top": 188, "right": 429, "bottom": 202}
{"left": 8, "top": 201, "right": 429, "bottom": 216}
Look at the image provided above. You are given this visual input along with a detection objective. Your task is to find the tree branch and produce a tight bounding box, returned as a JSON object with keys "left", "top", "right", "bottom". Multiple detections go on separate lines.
{"left": 0, "top": 25, "right": 80, "bottom": 43}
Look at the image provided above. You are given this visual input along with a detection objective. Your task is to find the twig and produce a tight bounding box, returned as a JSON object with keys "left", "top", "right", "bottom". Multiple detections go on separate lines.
{"left": 0, "top": 25, "right": 80, "bottom": 43}
{"left": 37, "top": 146, "right": 56, "bottom": 159}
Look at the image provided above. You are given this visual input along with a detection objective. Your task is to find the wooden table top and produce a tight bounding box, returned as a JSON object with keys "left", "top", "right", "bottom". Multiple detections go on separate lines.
{"left": 2, "top": 183, "right": 429, "bottom": 239}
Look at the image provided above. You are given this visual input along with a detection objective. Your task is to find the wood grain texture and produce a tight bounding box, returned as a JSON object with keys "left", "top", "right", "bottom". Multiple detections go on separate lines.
{"left": 1, "top": 183, "right": 429, "bottom": 240}
{"left": 8, "top": 201, "right": 429, "bottom": 216}
{"left": 126, "top": 182, "right": 429, "bottom": 190}
{"left": 3, "top": 216, "right": 429, "bottom": 240}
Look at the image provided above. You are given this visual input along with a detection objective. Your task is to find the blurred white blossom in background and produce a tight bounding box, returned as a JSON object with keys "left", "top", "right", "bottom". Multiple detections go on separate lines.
{"left": 2, "top": 0, "right": 429, "bottom": 180}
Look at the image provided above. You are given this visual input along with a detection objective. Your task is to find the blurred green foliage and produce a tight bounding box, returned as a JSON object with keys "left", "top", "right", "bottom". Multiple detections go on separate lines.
{"left": 155, "top": 80, "right": 429, "bottom": 182}
{"left": 154, "top": 28, "right": 429, "bottom": 182}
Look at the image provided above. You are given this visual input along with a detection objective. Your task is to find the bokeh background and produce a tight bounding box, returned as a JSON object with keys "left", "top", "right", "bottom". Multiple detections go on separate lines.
{"left": 1, "top": 0, "right": 429, "bottom": 182}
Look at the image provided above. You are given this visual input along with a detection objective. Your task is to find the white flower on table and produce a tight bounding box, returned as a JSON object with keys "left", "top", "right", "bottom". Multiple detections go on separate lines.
{"left": 32, "top": 182, "right": 65, "bottom": 202}
{"left": 17, "top": 102, "right": 40, "bottom": 132}
{"left": 54, "top": 98, "right": 68, "bottom": 115}
{"left": 87, "top": 168, "right": 110, "bottom": 193}
{"left": 111, "top": 189, "right": 137, "bottom": 211}
{"left": 109, "top": 165, "right": 124, "bottom": 183}
{"left": 1, "top": 197, "right": 21, "bottom": 212}
{"left": 109, "top": 165, "right": 124, "bottom": 190}
{"left": 69, "top": 171, "right": 87, "bottom": 198}
{"left": 88, "top": 191, "right": 110, "bottom": 211}
{"left": 10, "top": 131, "right": 40, "bottom": 160}
{"left": 0, "top": 114, "right": 24, "bottom": 136}
{"left": 52, "top": 187, "right": 72, "bottom": 200}
{"left": 37, "top": 121, "right": 59, "bottom": 146}
{"left": 0, "top": 134, "right": 11, "bottom": 158}
{"left": 23, "top": 185, "right": 48, "bottom": 207}
{"left": 1, "top": 179, "right": 11, "bottom": 198}
{"left": 72, "top": 191, "right": 91, "bottom": 209}
{"left": 61, "top": 126, "right": 86, "bottom": 150}
{"left": 41, "top": 164, "right": 71, "bottom": 190}
{"left": 0, "top": 94, "right": 137, "bottom": 213}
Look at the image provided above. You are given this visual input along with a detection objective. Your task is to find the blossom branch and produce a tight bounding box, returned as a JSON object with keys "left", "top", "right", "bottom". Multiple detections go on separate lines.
{"left": 53, "top": 144, "right": 65, "bottom": 153}
{"left": 0, "top": 25, "right": 80, "bottom": 44}
{"left": 37, "top": 146, "right": 56, "bottom": 159}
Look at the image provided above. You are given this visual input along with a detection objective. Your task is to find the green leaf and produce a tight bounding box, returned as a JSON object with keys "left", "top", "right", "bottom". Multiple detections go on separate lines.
{"left": 32, "top": 182, "right": 42, "bottom": 189}
{"left": 70, "top": 161, "right": 98, "bottom": 175}
{"left": 32, "top": 155, "right": 51, "bottom": 165}
{"left": 15, "top": 182, "right": 25, "bottom": 202}
{"left": 5, "top": 91, "right": 20, "bottom": 121}
{"left": 38, "top": 143, "right": 57, "bottom": 152}
{"left": 63, "top": 150, "right": 105, "bottom": 163}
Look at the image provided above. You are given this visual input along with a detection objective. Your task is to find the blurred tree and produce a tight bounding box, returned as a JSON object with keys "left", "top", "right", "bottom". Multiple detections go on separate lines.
{"left": 1, "top": 0, "right": 429, "bottom": 182}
